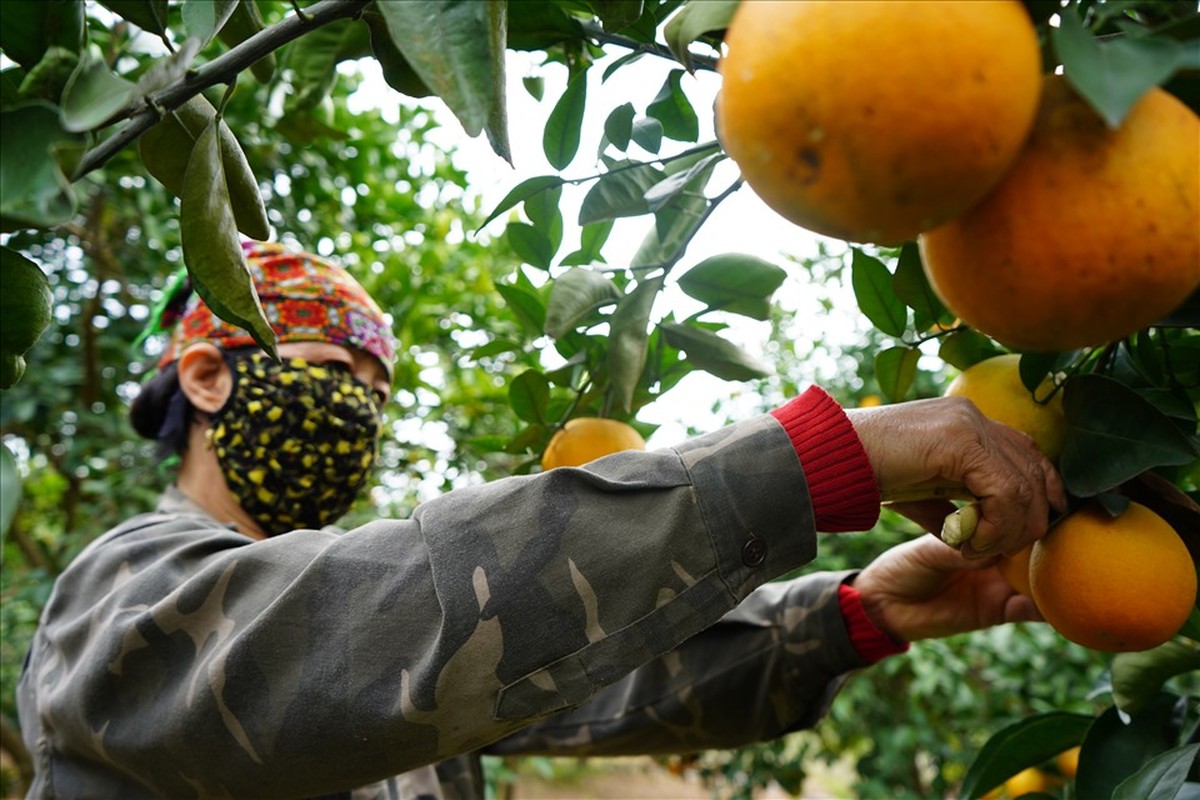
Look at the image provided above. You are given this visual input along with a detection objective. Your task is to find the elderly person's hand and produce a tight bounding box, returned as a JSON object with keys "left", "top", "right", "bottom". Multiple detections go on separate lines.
{"left": 846, "top": 397, "right": 1066, "bottom": 559}
{"left": 852, "top": 534, "right": 1042, "bottom": 643}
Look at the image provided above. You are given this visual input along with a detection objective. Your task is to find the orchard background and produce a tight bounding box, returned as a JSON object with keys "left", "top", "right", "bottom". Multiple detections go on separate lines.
{"left": 1, "top": 1, "right": 1198, "bottom": 798}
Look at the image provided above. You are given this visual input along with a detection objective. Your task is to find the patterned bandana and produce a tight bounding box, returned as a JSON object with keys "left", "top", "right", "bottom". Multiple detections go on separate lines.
{"left": 209, "top": 354, "right": 382, "bottom": 536}
{"left": 158, "top": 243, "right": 397, "bottom": 380}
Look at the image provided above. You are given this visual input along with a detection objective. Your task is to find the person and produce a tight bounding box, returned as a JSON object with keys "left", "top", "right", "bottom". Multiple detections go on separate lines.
{"left": 16, "top": 243, "right": 1064, "bottom": 799}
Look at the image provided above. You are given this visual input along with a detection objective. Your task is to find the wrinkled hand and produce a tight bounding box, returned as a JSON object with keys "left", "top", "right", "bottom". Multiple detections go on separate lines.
{"left": 845, "top": 397, "right": 1066, "bottom": 558}
{"left": 852, "top": 534, "right": 1043, "bottom": 642}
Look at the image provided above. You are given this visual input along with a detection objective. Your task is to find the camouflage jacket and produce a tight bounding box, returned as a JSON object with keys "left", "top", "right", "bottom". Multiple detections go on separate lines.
{"left": 18, "top": 415, "right": 878, "bottom": 799}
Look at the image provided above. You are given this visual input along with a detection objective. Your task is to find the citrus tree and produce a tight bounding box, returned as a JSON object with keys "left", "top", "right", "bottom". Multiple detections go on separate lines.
{"left": 2, "top": 0, "right": 1199, "bottom": 798}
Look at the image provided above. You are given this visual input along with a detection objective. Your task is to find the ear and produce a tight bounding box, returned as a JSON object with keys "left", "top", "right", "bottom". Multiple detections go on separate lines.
{"left": 177, "top": 343, "right": 233, "bottom": 414}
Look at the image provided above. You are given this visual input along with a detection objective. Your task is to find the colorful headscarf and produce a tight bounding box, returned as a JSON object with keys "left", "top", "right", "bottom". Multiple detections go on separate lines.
{"left": 156, "top": 243, "right": 397, "bottom": 380}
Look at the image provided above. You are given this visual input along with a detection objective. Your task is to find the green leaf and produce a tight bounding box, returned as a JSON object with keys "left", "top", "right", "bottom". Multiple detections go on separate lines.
{"left": 59, "top": 45, "right": 135, "bottom": 133}
{"left": 0, "top": 102, "right": 78, "bottom": 231}
{"left": 643, "top": 151, "right": 722, "bottom": 212}
{"left": 631, "top": 191, "right": 707, "bottom": 268}
{"left": 875, "top": 346, "right": 920, "bottom": 402}
{"left": 938, "top": 329, "right": 1003, "bottom": 371}
{"left": 631, "top": 116, "right": 663, "bottom": 153}
{"left": 543, "top": 70, "right": 587, "bottom": 170}
{"left": 578, "top": 161, "right": 666, "bottom": 225}
{"left": 851, "top": 249, "right": 908, "bottom": 337}
{"left": 602, "top": 50, "right": 644, "bottom": 83}
{"left": 131, "top": 36, "right": 203, "bottom": 99}
{"left": 523, "top": 182, "right": 563, "bottom": 253}
{"left": 496, "top": 281, "right": 547, "bottom": 336}
{"left": 604, "top": 102, "right": 636, "bottom": 151}
{"left": 958, "top": 711, "right": 1094, "bottom": 800}
{"left": 1114, "top": 744, "right": 1200, "bottom": 800}
{"left": 545, "top": 268, "right": 620, "bottom": 338}
{"left": 506, "top": 222, "right": 554, "bottom": 270}
{"left": 646, "top": 69, "right": 698, "bottom": 142}
{"left": 677, "top": 253, "right": 786, "bottom": 320}
{"left": 593, "top": 1, "right": 644, "bottom": 31}
{"left": 607, "top": 275, "right": 663, "bottom": 413}
{"left": 1076, "top": 695, "right": 1181, "bottom": 800}
{"left": 509, "top": 369, "right": 550, "bottom": 424}
{"left": 580, "top": 220, "right": 613, "bottom": 260}
{"left": 181, "top": 0, "right": 239, "bottom": 46}
{"left": 14, "top": 49, "right": 73, "bottom": 104}
{"left": 482, "top": 2, "right": 511, "bottom": 165}
{"left": 522, "top": 75, "right": 544, "bottom": 101}
{"left": 374, "top": 0, "right": 502, "bottom": 138}
{"left": 97, "top": 0, "right": 168, "bottom": 36}
{"left": 217, "top": 0, "right": 276, "bottom": 82}
{"left": 1179, "top": 605, "right": 1200, "bottom": 643}
{"left": 663, "top": 0, "right": 736, "bottom": 70}
{"left": 507, "top": 1, "right": 585, "bottom": 51}
{"left": 361, "top": 9, "right": 433, "bottom": 98}
{"left": 0, "top": 441, "right": 20, "bottom": 538}
{"left": 1060, "top": 374, "right": 1199, "bottom": 496}
{"left": 283, "top": 18, "right": 371, "bottom": 111}
{"left": 481, "top": 176, "right": 564, "bottom": 230}
{"left": 661, "top": 323, "right": 771, "bottom": 382}
{"left": 138, "top": 95, "right": 269, "bottom": 241}
{"left": 891, "top": 242, "right": 948, "bottom": 330}
{"left": 0, "top": 0, "right": 85, "bottom": 69}
{"left": 1112, "top": 639, "right": 1200, "bottom": 717}
{"left": 180, "top": 119, "right": 276, "bottom": 359}
{"left": 1053, "top": 12, "right": 1183, "bottom": 128}
{"left": 471, "top": 338, "right": 521, "bottom": 359}
{"left": 1017, "top": 351, "right": 1069, "bottom": 395}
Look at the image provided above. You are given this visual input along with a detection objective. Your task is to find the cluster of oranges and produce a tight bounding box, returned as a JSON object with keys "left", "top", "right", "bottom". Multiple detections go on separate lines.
{"left": 714, "top": 0, "right": 1198, "bottom": 654}
{"left": 540, "top": 1, "right": 1197, "bottom": 658}
{"left": 717, "top": 0, "right": 1199, "bottom": 354}
{"left": 946, "top": 355, "right": 1195, "bottom": 653}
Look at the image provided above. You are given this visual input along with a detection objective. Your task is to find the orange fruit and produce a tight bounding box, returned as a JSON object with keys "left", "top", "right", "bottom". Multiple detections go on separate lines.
{"left": 920, "top": 77, "right": 1200, "bottom": 351}
{"left": 943, "top": 354, "right": 1067, "bottom": 461}
{"left": 1004, "top": 767, "right": 1051, "bottom": 797}
{"left": 717, "top": 0, "right": 1041, "bottom": 244}
{"left": 998, "top": 542, "right": 1034, "bottom": 598}
{"left": 1030, "top": 501, "right": 1197, "bottom": 652}
{"left": 1056, "top": 746, "right": 1080, "bottom": 779}
{"left": 541, "top": 418, "right": 646, "bottom": 470}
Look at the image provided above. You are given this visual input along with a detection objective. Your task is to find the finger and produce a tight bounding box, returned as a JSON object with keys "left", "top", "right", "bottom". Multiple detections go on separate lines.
{"left": 1004, "top": 593, "right": 1043, "bottom": 624}
{"left": 959, "top": 424, "right": 1054, "bottom": 556}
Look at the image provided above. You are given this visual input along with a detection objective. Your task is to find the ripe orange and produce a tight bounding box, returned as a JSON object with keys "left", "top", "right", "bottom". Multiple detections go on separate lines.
{"left": 1056, "top": 746, "right": 1080, "bottom": 780}
{"left": 943, "top": 354, "right": 1067, "bottom": 461}
{"left": 717, "top": 0, "right": 1041, "bottom": 244}
{"left": 541, "top": 417, "right": 646, "bottom": 470}
{"left": 997, "top": 542, "right": 1034, "bottom": 598}
{"left": 1030, "top": 501, "right": 1197, "bottom": 652}
{"left": 920, "top": 77, "right": 1200, "bottom": 351}
{"left": 1004, "top": 767, "right": 1051, "bottom": 797}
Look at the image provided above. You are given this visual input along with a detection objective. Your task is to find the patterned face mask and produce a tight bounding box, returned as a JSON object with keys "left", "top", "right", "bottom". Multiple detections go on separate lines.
{"left": 208, "top": 354, "right": 382, "bottom": 536}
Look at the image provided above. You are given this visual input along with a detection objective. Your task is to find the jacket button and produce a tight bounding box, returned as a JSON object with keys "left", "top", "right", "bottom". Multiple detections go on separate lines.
{"left": 741, "top": 537, "right": 767, "bottom": 567}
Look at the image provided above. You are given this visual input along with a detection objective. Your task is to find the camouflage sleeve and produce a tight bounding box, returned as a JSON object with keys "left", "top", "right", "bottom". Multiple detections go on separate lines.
{"left": 19, "top": 414, "right": 827, "bottom": 798}
{"left": 484, "top": 570, "right": 866, "bottom": 757}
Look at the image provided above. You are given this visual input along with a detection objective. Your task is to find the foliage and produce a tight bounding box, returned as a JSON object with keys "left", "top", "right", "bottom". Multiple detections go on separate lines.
{"left": 2, "top": 0, "right": 1199, "bottom": 797}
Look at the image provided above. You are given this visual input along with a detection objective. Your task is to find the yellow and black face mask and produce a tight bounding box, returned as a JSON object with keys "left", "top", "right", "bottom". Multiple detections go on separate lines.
{"left": 208, "top": 354, "right": 382, "bottom": 536}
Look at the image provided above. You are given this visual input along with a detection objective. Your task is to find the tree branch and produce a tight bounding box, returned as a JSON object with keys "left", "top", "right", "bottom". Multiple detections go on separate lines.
{"left": 578, "top": 19, "right": 720, "bottom": 73}
{"left": 74, "top": 0, "right": 372, "bottom": 180}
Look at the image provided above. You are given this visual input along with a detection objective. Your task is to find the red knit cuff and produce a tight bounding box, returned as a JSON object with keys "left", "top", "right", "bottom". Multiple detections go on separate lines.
{"left": 838, "top": 582, "right": 910, "bottom": 664}
{"left": 770, "top": 386, "right": 881, "bottom": 532}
